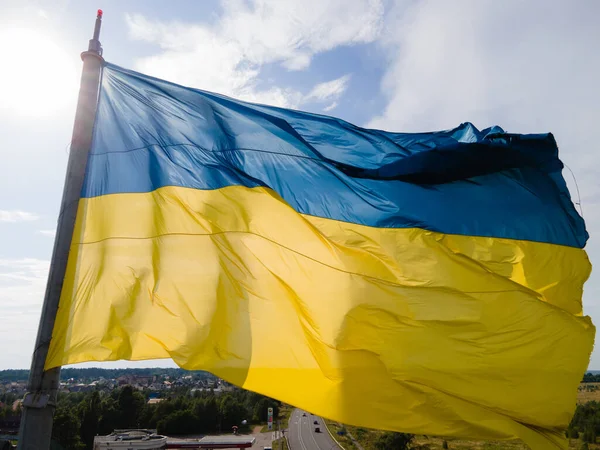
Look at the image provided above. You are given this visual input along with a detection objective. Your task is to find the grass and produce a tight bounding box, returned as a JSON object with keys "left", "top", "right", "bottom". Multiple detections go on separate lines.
{"left": 272, "top": 436, "right": 289, "bottom": 450}
{"left": 324, "top": 420, "right": 359, "bottom": 449}
{"left": 260, "top": 423, "right": 278, "bottom": 433}
{"left": 411, "top": 437, "right": 529, "bottom": 449}
{"left": 578, "top": 383, "right": 600, "bottom": 403}
{"left": 345, "top": 424, "right": 383, "bottom": 449}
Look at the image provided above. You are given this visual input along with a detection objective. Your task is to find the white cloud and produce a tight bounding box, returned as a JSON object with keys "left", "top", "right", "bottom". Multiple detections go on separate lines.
{"left": 0, "top": 258, "right": 48, "bottom": 303}
{"left": 305, "top": 75, "right": 351, "bottom": 103}
{"left": 368, "top": 0, "right": 600, "bottom": 231}
{"left": 323, "top": 102, "right": 338, "bottom": 112}
{"left": 0, "top": 256, "right": 176, "bottom": 369}
{"left": 37, "top": 229, "right": 56, "bottom": 237}
{"left": 0, "top": 258, "right": 49, "bottom": 368}
{"left": 370, "top": 0, "right": 600, "bottom": 364}
{"left": 216, "top": 0, "right": 383, "bottom": 69}
{"left": 239, "top": 86, "right": 304, "bottom": 109}
{"left": 125, "top": 0, "right": 382, "bottom": 107}
{"left": 0, "top": 210, "right": 39, "bottom": 222}
{"left": 282, "top": 53, "right": 312, "bottom": 71}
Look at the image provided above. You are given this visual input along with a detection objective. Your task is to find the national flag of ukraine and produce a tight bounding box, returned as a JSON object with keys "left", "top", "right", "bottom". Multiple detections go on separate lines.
{"left": 47, "top": 63, "right": 594, "bottom": 449}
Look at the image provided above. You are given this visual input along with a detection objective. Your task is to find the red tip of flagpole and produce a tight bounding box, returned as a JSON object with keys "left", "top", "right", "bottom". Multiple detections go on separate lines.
{"left": 85, "top": 9, "right": 104, "bottom": 57}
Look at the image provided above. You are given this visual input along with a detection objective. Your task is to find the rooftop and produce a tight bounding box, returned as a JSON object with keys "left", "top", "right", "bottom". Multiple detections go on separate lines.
{"left": 166, "top": 436, "right": 256, "bottom": 449}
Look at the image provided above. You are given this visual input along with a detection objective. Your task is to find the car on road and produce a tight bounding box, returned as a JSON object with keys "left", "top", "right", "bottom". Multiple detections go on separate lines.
{"left": 302, "top": 413, "right": 306, "bottom": 417}
{"left": 315, "top": 427, "right": 321, "bottom": 433}
{"left": 313, "top": 420, "right": 318, "bottom": 425}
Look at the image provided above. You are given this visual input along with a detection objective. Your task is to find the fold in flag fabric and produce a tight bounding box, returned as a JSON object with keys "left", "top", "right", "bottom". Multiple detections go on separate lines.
{"left": 48, "top": 63, "right": 594, "bottom": 449}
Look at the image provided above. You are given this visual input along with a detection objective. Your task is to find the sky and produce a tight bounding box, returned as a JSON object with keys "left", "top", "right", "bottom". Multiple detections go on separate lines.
{"left": 0, "top": 0, "right": 598, "bottom": 370}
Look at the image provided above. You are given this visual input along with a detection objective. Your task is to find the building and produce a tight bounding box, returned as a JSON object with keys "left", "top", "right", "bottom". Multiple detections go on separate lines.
{"left": 187, "top": 436, "right": 255, "bottom": 449}
{"left": 94, "top": 430, "right": 167, "bottom": 450}
{"left": 134, "top": 376, "right": 154, "bottom": 386}
{"left": 94, "top": 431, "right": 256, "bottom": 450}
{"left": 69, "top": 383, "right": 94, "bottom": 393}
{"left": 0, "top": 415, "right": 20, "bottom": 435}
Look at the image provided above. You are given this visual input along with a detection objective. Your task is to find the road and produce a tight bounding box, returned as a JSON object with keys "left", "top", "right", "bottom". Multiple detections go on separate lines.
{"left": 287, "top": 409, "right": 340, "bottom": 450}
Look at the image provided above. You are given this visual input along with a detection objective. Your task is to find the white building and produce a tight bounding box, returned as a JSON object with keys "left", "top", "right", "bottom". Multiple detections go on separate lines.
{"left": 94, "top": 430, "right": 167, "bottom": 450}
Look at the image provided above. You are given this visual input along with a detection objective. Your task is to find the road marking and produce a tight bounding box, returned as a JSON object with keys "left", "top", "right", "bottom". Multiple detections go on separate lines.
{"left": 308, "top": 417, "right": 320, "bottom": 450}
{"left": 297, "top": 411, "right": 308, "bottom": 450}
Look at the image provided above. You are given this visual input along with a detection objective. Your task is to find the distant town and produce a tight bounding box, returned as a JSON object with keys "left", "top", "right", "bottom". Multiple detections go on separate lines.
{"left": 1, "top": 367, "right": 264, "bottom": 449}
{"left": 3, "top": 369, "right": 600, "bottom": 450}
{"left": 1, "top": 367, "right": 230, "bottom": 400}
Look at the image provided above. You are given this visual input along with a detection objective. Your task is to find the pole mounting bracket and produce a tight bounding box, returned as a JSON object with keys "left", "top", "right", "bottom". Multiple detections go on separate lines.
{"left": 22, "top": 392, "right": 54, "bottom": 409}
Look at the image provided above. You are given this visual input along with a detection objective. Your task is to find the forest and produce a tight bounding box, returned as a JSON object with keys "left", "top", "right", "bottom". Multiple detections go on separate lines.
{"left": 1, "top": 386, "right": 280, "bottom": 449}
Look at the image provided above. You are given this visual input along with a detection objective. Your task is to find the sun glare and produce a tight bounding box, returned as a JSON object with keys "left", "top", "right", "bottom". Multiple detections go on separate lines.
{"left": 0, "top": 27, "right": 79, "bottom": 117}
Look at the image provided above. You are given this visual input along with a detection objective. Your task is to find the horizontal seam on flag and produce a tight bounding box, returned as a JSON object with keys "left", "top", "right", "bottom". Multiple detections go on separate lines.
{"left": 90, "top": 143, "right": 323, "bottom": 161}
{"left": 71, "top": 229, "right": 545, "bottom": 296}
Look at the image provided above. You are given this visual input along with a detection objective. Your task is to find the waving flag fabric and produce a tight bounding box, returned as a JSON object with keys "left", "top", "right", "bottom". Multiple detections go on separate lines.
{"left": 48, "top": 63, "right": 594, "bottom": 449}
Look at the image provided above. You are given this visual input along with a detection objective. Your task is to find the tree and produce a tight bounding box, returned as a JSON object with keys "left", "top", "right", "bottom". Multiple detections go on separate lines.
{"left": 204, "top": 395, "right": 219, "bottom": 431}
{"left": 52, "top": 406, "right": 85, "bottom": 450}
{"left": 583, "top": 425, "right": 596, "bottom": 443}
{"left": 157, "top": 409, "right": 198, "bottom": 435}
{"left": 583, "top": 373, "right": 600, "bottom": 383}
{"left": 98, "top": 398, "right": 120, "bottom": 435}
{"left": 374, "top": 432, "right": 414, "bottom": 450}
{"left": 117, "top": 386, "right": 145, "bottom": 428}
{"left": 219, "top": 394, "right": 248, "bottom": 428}
{"left": 252, "top": 397, "right": 279, "bottom": 422}
{"left": 193, "top": 398, "right": 213, "bottom": 431}
{"left": 80, "top": 392, "right": 101, "bottom": 449}
{"left": 138, "top": 403, "right": 157, "bottom": 429}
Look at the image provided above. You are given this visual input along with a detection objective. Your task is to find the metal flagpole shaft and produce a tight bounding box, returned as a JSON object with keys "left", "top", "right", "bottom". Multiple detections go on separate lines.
{"left": 17, "top": 10, "right": 104, "bottom": 450}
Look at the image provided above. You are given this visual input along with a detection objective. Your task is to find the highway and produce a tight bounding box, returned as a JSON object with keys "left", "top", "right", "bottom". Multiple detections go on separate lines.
{"left": 287, "top": 409, "right": 340, "bottom": 450}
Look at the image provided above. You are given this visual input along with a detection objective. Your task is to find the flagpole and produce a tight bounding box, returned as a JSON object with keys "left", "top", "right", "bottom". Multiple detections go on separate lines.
{"left": 17, "top": 10, "right": 104, "bottom": 450}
